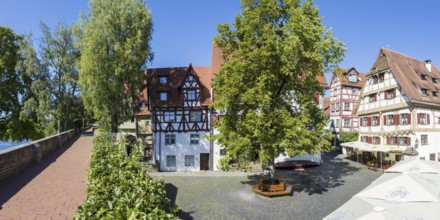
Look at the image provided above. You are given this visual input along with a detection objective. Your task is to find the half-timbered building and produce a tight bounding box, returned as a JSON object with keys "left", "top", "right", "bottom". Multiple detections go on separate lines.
{"left": 343, "top": 48, "right": 440, "bottom": 164}
{"left": 147, "top": 65, "right": 213, "bottom": 171}
{"left": 329, "top": 67, "right": 365, "bottom": 133}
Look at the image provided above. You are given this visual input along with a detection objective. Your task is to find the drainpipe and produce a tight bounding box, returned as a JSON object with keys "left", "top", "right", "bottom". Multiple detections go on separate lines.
{"left": 158, "top": 132, "right": 162, "bottom": 171}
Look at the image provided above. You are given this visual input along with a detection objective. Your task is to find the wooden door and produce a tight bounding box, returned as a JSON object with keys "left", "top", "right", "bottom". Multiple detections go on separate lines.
{"left": 200, "top": 153, "right": 209, "bottom": 170}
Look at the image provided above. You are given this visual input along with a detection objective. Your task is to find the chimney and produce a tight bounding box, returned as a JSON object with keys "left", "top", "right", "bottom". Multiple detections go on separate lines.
{"left": 425, "top": 60, "right": 432, "bottom": 73}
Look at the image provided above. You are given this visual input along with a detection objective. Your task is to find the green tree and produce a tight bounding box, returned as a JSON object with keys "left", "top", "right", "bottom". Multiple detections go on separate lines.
{"left": 21, "top": 22, "right": 81, "bottom": 135}
{"left": 212, "top": 0, "right": 345, "bottom": 181}
{"left": 77, "top": 0, "right": 153, "bottom": 132}
{"left": 339, "top": 132, "right": 358, "bottom": 143}
{"left": 0, "top": 27, "right": 43, "bottom": 141}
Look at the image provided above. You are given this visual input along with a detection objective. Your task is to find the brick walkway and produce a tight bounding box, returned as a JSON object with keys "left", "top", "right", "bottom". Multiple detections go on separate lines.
{"left": 0, "top": 130, "right": 93, "bottom": 220}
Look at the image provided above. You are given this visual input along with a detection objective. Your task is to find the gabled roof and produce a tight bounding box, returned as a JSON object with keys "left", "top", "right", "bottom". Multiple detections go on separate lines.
{"left": 370, "top": 48, "right": 440, "bottom": 105}
{"left": 134, "top": 77, "right": 151, "bottom": 116}
{"left": 332, "top": 67, "right": 366, "bottom": 88}
{"left": 146, "top": 65, "right": 212, "bottom": 108}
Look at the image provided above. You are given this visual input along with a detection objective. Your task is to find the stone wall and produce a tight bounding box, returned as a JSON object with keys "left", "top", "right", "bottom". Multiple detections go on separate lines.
{"left": 0, "top": 128, "right": 85, "bottom": 182}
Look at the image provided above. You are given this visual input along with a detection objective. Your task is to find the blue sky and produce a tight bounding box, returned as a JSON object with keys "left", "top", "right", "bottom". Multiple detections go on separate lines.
{"left": 1, "top": 0, "right": 440, "bottom": 84}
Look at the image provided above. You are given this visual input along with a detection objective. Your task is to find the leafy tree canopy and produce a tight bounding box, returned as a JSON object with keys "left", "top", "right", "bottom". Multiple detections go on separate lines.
{"left": 77, "top": 0, "right": 153, "bottom": 132}
{"left": 212, "top": 0, "right": 345, "bottom": 167}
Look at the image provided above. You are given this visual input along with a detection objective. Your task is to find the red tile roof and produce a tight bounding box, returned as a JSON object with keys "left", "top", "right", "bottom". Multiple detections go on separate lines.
{"left": 335, "top": 67, "right": 366, "bottom": 88}
{"left": 146, "top": 65, "right": 212, "bottom": 108}
{"left": 370, "top": 48, "right": 440, "bottom": 105}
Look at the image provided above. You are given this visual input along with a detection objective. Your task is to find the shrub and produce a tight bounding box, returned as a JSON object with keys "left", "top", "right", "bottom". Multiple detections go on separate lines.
{"left": 75, "top": 134, "right": 178, "bottom": 219}
{"left": 339, "top": 132, "right": 358, "bottom": 143}
{"left": 218, "top": 155, "right": 232, "bottom": 171}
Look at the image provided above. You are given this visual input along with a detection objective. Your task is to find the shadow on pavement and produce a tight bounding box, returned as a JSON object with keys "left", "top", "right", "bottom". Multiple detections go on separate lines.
{"left": 0, "top": 132, "right": 86, "bottom": 208}
{"left": 240, "top": 150, "right": 362, "bottom": 195}
{"left": 164, "top": 183, "right": 195, "bottom": 220}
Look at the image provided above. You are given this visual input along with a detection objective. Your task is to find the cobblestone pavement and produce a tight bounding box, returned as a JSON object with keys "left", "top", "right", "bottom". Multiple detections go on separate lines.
{"left": 152, "top": 152, "right": 382, "bottom": 220}
{"left": 0, "top": 130, "right": 93, "bottom": 220}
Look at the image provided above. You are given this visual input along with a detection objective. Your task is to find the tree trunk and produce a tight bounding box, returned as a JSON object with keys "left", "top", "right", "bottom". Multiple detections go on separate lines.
{"left": 268, "top": 157, "right": 276, "bottom": 185}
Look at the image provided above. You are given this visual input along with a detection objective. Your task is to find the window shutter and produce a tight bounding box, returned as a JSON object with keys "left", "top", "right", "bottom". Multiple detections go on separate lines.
{"left": 407, "top": 114, "right": 411, "bottom": 125}
{"left": 417, "top": 113, "right": 421, "bottom": 124}
{"left": 397, "top": 137, "right": 400, "bottom": 145}
{"left": 427, "top": 114, "right": 430, "bottom": 124}
{"left": 368, "top": 137, "right": 372, "bottom": 144}
{"left": 395, "top": 114, "right": 399, "bottom": 125}
{"left": 407, "top": 137, "right": 411, "bottom": 146}
{"left": 387, "top": 136, "right": 390, "bottom": 145}
{"left": 378, "top": 137, "right": 381, "bottom": 144}
{"left": 360, "top": 117, "right": 363, "bottom": 126}
{"left": 368, "top": 117, "right": 372, "bottom": 126}
{"left": 383, "top": 115, "right": 387, "bottom": 125}
{"left": 393, "top": 89, "right": 396, "bottom": 98}
{"left": 385, "top": 91, "right": 388, "bottom": 99}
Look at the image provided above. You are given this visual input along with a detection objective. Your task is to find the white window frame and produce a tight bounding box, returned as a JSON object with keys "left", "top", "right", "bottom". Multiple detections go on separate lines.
{"left": 187, "top": 90, "right": 197, "bottom": 100}
{"left": 343, "top": 119, "right": 350, "bottom": 127}
{"left": 166, "top": 155, "right": 176, "bottom": 167}
{"left": 420, "top": 113, "right": 427, "bottom": 125}
{"left": 372, "top": 116, "right": 379, "bottom": 126}
{"left": 164, "top": 112, "right": 175, "bottom": 122}
{"left": 391, "top": 137, "right": 398, "bottom": 145}
{"left": 190, "top": 134, "right": 199, "bottom": 145}
{"left": 165, "top": 134, "right": 175, "bottom": 145}
{"left": 190, "top": 111, "right": 202, "bottom": 122}
{"left": 400, "top": 114, "right": 408, "bottom": 125}
{"left": 185, "top": 155, "right": 195, "bottom": 167}
{"left": 399, "top": 137, "right": 407, "bottom": 145}
{"left": 386, "top": 115, "right": 394, "bottom": 125}
{"left": 344, "top": 103, "right": 350, "bottom": 111}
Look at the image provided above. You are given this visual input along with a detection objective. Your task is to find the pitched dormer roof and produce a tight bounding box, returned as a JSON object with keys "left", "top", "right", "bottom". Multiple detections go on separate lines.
{"left": 370, "top": 48, "right": 440, "bottom": 105}
{"left": 333, "top": 67, "right": 366, "bottom": 88}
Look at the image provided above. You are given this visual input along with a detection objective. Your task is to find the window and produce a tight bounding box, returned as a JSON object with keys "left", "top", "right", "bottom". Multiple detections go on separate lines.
{"left": 421, "top": 89, "right": 428, "bottom": 97}
{"left": 361, "top": 136, "right": 368, "bottom": 143}
{"left": 419, "top": 113, "right": 428, "bottom": 125}
{"left": 159, "top": 76, "right": 167, "bottom": 84}
{"left": 421, "top": 74, "right": 427, "bottom": 80}
{"left": 369, "top": 94, "right": 377, "bottom": 102}
{"left": 166, "top": 155, "right": 176, "bottom": 167}
{"left": 385, "top": 89, "right": 395, "bottom": 99}
{"left": 391, "top": 137, "right": 398, "bottom": 145}
{"left": 430, "top": 153, "right": 435, "bottom": 161}
{"left": 438, "top": 117, "right": 440, "bottom": 124}
{"left": 420, "top": 157, "right": 426, "bottom": 160}
{"left": 165, "top": 134, "right": 175, "bottom": 145}
{"left": 164, "top": 112, "right": 175, "bottom": 122}
{"left": 348, "top": 74, "right": 357, "bottom": 82}
{"left": 220, "top": 149, "right": 226, "bottom": 156}
{"left": 372, "top": 76, "right": 378, "bottom": 84}
{"left": 344, "top": 103, "right": 350, "bottom": 111}
{"left": 187, "top": 90, "right": 197, "bottom": 100}
{"left": 379, "top": 73, "right": 384, "bottom": 83}
{"left": 352, "top": 89, "right": 357, "bottom": 95}
{"left": 343, "top": 119, "right": 350, "bottom": 127}
{"left": 386, "top": 115, "right": 394, "bottom": 125}
{"left": 432, "top": 78, "right": 437, "bottom": 83}
{"left": 438, "top": 153, "right": 440, "bottom": 162}
{"left": 331, "top": 103, "right": 335, "bottom": 110}
{"left": 372, "top": 116, "right": 379, "bottom": 126}
{"left": 188, "top": 75, "right": 194, "bottom": 81}
{"left": 160, "top": 92, "right": 168, "bottom": 101}
{"left": 399, "top": 137, "right": 407, "bottom": 145}
{"left": 190, "top": 134, "right": 199, "bottom": 145}
{"left": 185, "top": 155, "right": 195, "bottom": 166}
{"left": 421, "top": 135, "right": 428, "bottom": 145}
{"left": 433, "top": 91, "right": 438, "bottom": 97}
{"left": 335, "top": 119, "right": 339, "bottom": 128}
{"left": 190, "top": 111, "right": 202, "bottom": 122}
{"left": 400, "top": 114, "right": 409, "bottom": 125}
{"left": 372, "top": 137, "right": 380, "bottom": 144}
{"left": 362, "top": 117, "right": 369, "bottom": 127}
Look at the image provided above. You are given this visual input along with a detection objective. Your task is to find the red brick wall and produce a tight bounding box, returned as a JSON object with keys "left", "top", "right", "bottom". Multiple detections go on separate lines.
{"left": 0, "top": 128, "right": 84, "bottom": 182}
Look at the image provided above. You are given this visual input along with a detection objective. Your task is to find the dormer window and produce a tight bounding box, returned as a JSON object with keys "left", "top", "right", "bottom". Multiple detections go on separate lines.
{"left": 372, "top": 76, "right": 378, "bottom": 84}
{"left": 421, "top": 89, "right": 428, "bottom": 97}
{"left": 348, "top": 74, "right": 357, "bottom": 83}
{"left": 433, "top": 91, "right": 438, "bottom": 97}
{"left": 421, "top": 74, "right": 427, "bottom": 80}
{"left": 385, "top": 89, "right": 395, "bottom": 99}
{"left": 159, "top": 76, "right": 167, "bottom": 84}
{"left": 432, "top": 78, "right": 437, "bottom": 83}
{"left": 160, "top": 92, "right": 168, "bottom": 101}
